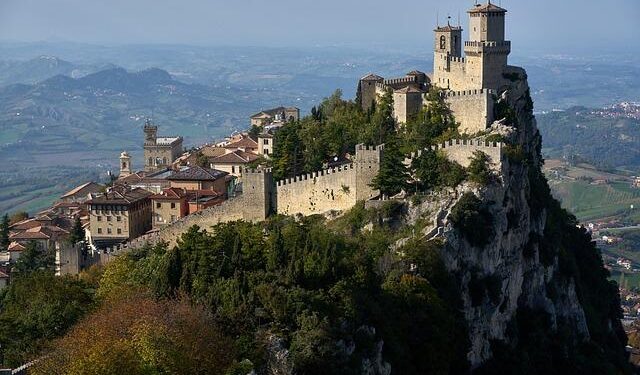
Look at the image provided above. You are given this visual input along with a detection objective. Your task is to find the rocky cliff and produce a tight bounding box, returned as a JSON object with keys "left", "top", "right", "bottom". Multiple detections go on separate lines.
{"left": 396, "top": 71, "right": 631, "bottom": 372}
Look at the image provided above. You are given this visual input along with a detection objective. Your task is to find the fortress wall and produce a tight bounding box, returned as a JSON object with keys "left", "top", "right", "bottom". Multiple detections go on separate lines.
{"left": 445, "top": 89, "right": 495, "bottom": 134}
{"left": 383, "top": 76, "right": 417, "bottom": 90}
{"left": 405, "top": 139, "right": 503, "bottom": 170}
{"left": 276, "top": 165, "right": 358, "bottom": 216}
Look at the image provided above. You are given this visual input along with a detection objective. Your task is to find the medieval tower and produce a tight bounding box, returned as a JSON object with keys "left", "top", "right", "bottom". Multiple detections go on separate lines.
{"left": 119, "top": 151, "right": 132, "bottom": 177}
{"left": 357, "top": 1, "right": 514, "bottom": 134}
{"left": 142, "top": 119, "right": 184, "bottom": 172}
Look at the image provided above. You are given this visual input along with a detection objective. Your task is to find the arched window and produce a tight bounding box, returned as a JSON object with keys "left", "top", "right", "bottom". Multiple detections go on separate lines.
{"left": 440, "top": 35, "right": 446, "bottom": 50}
{"left": 148, "top": 157, "right": 153, "bottom": 166}
{"left": 122, "top": 162, "right": 127, "bottom": 169}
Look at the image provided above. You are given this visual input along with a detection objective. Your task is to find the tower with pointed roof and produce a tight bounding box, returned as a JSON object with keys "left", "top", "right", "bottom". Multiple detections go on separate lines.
{"left": 433, "top": 1, "right": 510, "bottom": 91}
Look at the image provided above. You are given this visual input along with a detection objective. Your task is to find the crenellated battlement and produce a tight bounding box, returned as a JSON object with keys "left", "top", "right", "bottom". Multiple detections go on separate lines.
{"left": 443, "top": 88, "right": 496, "bottom": 98}
{"left": 383, "top": 76, "right": 417, "bottom": 86}
{"left": 406, "top": 138, "right": 503, "bottom": 170}
{"left": 449, "top": 56, "right": 466, "bottom": 64}
{"left": 276, "top": 164, "right": 355, "bottom": 187}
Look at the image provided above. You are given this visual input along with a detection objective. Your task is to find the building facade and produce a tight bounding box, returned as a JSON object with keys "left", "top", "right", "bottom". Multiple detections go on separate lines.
{"left": 143, "top": 120, "right": 184, "bottom": 172}
{"left": 86, "top": 187, "right": 152, "bottom": 249}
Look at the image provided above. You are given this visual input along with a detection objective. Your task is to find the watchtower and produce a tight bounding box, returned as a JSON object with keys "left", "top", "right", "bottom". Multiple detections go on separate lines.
{"left": 358, "top": 74, "right": 384, "bottom": 112}
{"left": 143, "top": 119, "right": 157, "bottom": 146}
{"left": 433, "top": 21, "right": 463, "bottom": 89}
{"left": 464, "top": 2, "right": 511, "bottom": 89}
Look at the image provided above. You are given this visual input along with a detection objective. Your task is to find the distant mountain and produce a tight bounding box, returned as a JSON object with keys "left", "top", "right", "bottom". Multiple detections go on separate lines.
{"left": 0, "top": 56, "right": 118, "bottom": 86}
{"left": 0, "top": 67, "right": 260, "bottom": 170}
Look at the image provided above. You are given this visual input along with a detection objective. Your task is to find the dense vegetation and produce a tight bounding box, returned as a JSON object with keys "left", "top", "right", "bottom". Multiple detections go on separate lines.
{"left": 31, "top": 215, "right": 469, "bottom": 374}
{"left": 270, "top": 88, "right": 458, "bottom": 181}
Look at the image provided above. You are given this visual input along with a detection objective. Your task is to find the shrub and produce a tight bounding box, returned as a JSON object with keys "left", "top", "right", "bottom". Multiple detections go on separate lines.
{"left": 449, "top": 193, "right": 494, "bottom": 247}
{"left": 467, "top": 151, "right": 493, "bottom": 185}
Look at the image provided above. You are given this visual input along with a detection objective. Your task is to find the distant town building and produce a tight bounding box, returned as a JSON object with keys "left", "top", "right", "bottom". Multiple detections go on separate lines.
{"left": 166, "top": 166, "right": 231, "bottom": 195}
{"left": 257, "top": 132, "right": 274, "bottom": 158}
{"left": 143, "top": 119, "right": 184, "bottom": 172}
{"left": 250, "top": 107, "right": 300, "bottom": 127}
{"left": 150, "top": 188, "right": 189, "bottom": 229}
{"left": 119, "top": 151, "right": 132, "bottom": 178}
{"left": 86, "top": 187, "right": 153, "bottom": 249}
{"left": 210, "top": 150, "right": 260, "bottom": 177}
{"left": 60, "top": 182, "right": 104, "bottom": 203}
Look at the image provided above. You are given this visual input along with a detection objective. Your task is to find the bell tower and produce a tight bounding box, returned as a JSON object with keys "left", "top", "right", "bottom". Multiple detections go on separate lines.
{"left": 432, "top": 20, "right": 463, "bottom": 89}
{"left": 143, "top": 119, "right": 157, "bottom": 146}
{"left": 119, "top": 151, "right": 132, "bottom": 178}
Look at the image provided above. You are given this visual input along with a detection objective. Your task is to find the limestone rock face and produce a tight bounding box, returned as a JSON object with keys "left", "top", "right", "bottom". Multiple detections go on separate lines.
{"left": 405, "top": 75, "right": 590, "bottom": 367}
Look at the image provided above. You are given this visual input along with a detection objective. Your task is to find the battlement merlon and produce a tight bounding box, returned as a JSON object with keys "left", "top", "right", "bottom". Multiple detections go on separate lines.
{"left": 405, "top": 138, "right": 503, "bottom": 171}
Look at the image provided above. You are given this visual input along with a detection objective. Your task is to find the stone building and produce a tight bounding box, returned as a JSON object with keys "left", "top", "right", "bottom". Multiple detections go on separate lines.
{"left": 86, "top": 187, "right": 152, "bottom": 249}
{"left": 166, "top": 166, "right": 230, "bottom": 193}
{"left": 143, "top": 120, "right": 184, "bottom": 172}
{"left": 357, "top": 1, "right": 516, "bottom": 134}
{"left": 250, "top": 107, "right": 300, "bottom": 127}
{"left": 150, "top": 187, "right": 189, "bottom": 229}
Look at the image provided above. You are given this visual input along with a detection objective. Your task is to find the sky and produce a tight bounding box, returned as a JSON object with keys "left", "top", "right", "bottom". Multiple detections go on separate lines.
{"left": 0, "top": 0, "right": 639, "bottom": 54}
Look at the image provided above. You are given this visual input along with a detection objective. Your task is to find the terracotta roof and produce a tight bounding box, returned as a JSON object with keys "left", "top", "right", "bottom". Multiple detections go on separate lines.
{"left": 468, "top": 2, "right": 507, "bottom": 13}
{"left": 10, "top": 230, "right": 50, "bottom": 240}
{"left": 151, "top": 187, "right": 188, "bottom": 200}
{"left": 211, "top": 150, "right": 260, "bottom": 164}
{"left": 8, "top": 242, "right": 26, "bottom": 252}
{"left": 361, "top": 73, "right": 384, "bottom": 81}
{"left": 9, "top": 219, "right": 39, "bottom": 231}
{"left": 186, "top": 189, "right": 220, "bottom": 200}
{"left": 117, "top": 171, "right": 146, "bottom": 184}
{"left": 61, "top": 182, "right": 104, "bottom": 199}
{"left": 224, "top": 136, "right": 258, "bottom": 150}
{"left": 87, "top": 187, "right": 152, "bottom": 205}
{"left": 200, "top": 146, "right": 227, "bottom": 158}
{"left": 167, "top": 166, "right": 228, "bottom": 181}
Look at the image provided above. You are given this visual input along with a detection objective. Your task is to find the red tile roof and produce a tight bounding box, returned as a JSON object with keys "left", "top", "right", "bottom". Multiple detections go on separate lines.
{"left": 211, "top": 150, "right": 260, "bottom": 164}
{"left": 224, "top": 136, "right": 258, "bottom": 150}
{"left": 150, "top": 187, "right": 188, "bottom": 200}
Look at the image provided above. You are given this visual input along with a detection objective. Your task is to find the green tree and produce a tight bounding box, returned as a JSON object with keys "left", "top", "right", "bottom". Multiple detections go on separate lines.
{"left": 68, "top": 216, "right": 84, "bottom": 245}
{"left": 14, "top": 242, "right": 55, "bottom": 275}
{"left": 0, "top": 214, "right": 9, "bottom": 252}
{"left": 411, "top": 148, "right": 466, "bottom": 191}
{"left": 467, "top": 150, "right": 493, "bottom": 185}
{"left": 0, "top": 272, "right": 94, "bottom": 366}
{"left": 401, "top": 88, "right": 458, "bottom": 152}
{"left": 371, "top": 136, "right": 410, "bottom": 197}
{"left": 272, "top": 121, "right": 304, "bottom": 180}
{"left": 8, "top": 211, "right": 28, "bottom": 226}
{"left": 248, "top": 125, "right": 262, "bottom": 140}
{"left": 195, "top": 151, "right": 209, "bottom": 168}
{"left": 367, "top": 88, "right": 395, "bottom": 145}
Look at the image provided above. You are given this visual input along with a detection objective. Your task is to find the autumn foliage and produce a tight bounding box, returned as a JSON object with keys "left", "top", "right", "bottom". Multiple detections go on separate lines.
{"left": 31, "top": 292, "right": 235, "bottom": 375}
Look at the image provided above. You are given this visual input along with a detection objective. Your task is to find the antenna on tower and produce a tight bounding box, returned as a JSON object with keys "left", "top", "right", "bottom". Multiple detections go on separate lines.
{"left": 458, "top": 11, "right": 461, "bottom": 26}
{"left": 447, "top": 15, "right": 452, "bottom": 26}
{"left": 436, "top": 10, "right": 439, "bottom": 27}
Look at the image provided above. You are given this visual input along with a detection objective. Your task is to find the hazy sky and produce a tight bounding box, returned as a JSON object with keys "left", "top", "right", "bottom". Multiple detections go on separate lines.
{"left": 1, "top": 0, "right": 638, "bottom": 53}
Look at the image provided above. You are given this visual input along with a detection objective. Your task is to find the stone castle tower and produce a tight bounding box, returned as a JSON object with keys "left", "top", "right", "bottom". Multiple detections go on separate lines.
{"left": 433, "top": 2, "right": 511, "bottom": 91}
{"left": 356, "top": 1, "right": 516, "bottom": 134}
{"left": 119, "top": 151, "right": 132, "bottom": 177}
{"left": 142, "top": 119, "right": 184, "bottom": 172}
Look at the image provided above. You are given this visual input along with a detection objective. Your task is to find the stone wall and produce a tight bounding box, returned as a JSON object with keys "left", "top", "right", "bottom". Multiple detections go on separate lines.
{"left": 406, "top": 138, "right": 503, "bottom": 170}
{"left": 445, "top": 89, "right": 495, "bottom": 134}
{"left": 276, "top": 165, "right": 358, "bottom": 216}
{"left": 275, "top": 144, "right": 383, "bottom": 216}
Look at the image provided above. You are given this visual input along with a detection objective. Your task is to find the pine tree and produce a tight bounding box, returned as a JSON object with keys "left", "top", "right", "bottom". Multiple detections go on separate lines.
{"left": 371, "top": 136, "right": 410, "bottom": 197}
{"left": 0, "top": 213, "right": 9, "bottom": 251}
{"left": 68, "top": 216, "right": 85, "bottom": 244}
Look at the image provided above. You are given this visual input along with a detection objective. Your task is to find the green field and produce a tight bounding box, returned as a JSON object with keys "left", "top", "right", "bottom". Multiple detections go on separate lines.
{"left": 610, "top": 270, "right": 640, "bottom": 290}
{"left": 550, "top": 180, "right": 640, "bottom": 221}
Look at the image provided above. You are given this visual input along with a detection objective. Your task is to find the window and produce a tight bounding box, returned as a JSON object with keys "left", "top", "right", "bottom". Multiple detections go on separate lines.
{"left": 117, "top": 228, "right": 122, "bottom": 235}
{"left": 107, "top": 216, "right": 112, "bottom": 222}
{"left": 97, "top": 216, "right": 102, "bottom": 222}
{"left": 122, "top": 162, "right": 127, "bottom": 169}
{"left": 162, "top": 157, "right": 167, "bottom": 165}
{"left": 97, "top": 228, "right": 102, "bottom": 234}
{"left": 156, "top": 202, "right": 162, "bottom": 209}
{"left": 439, "top": 35, "right": 446, "bottom": 50}
{"left": 232, "top": 166, "right": 235, "bottom": 174}
{"left": 171, "top": 202, "right": 176, "bottom": 209}
{"left": 263, "top": 149, "right": 268, "bottom": 154}
{"left": 117, "top": 216, "right": 121, "bottom": 222}
{"left": 263, "top": 139, "right": 269, "bottom": 145}
{"left": 107, "top": 228, "right": 112, "bottom": 234}
{"left": 148, "top": 157, "right": 153, "bottom": 166}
